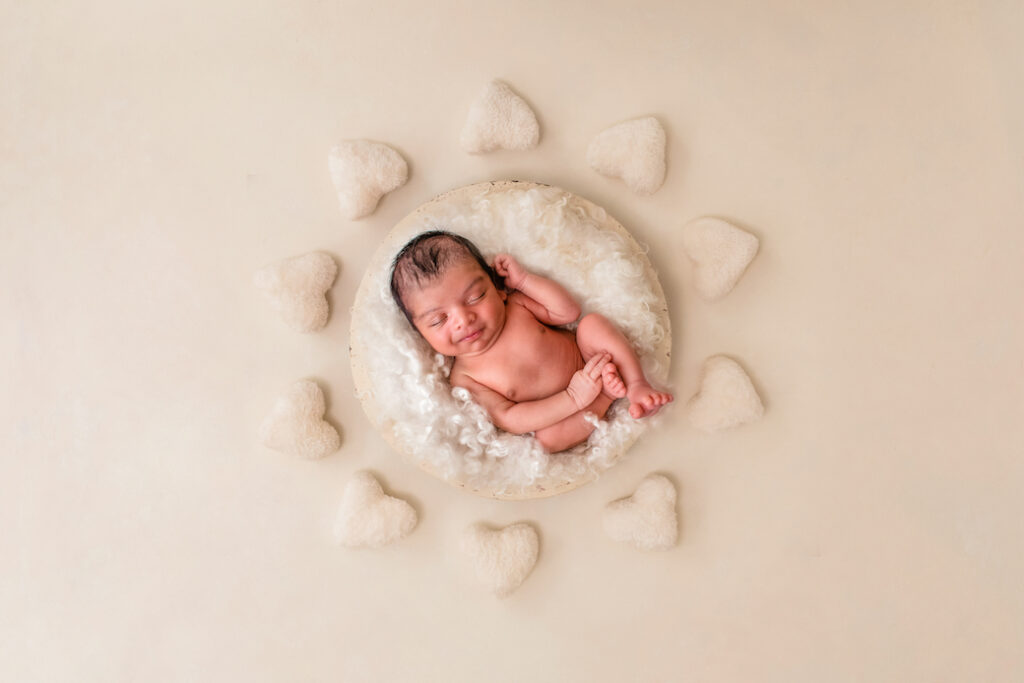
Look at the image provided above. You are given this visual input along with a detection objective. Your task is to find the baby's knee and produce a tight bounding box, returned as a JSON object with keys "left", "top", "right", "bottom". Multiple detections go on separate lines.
{"left": 577, "top": 312, "right": 610, "bottom": 336}
{"left": 576, "top": 313, "right": 611, "bottom": 351}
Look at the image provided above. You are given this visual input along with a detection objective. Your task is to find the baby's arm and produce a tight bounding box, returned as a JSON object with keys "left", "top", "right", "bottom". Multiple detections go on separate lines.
{"left": 493, "top": 254, "right": 581, "bottom": 326}
{"left": 453, "top": 353, "right": 611, "bottom": 435}
{"left": 533, "top": 393, "right": 614, "bottom": 453}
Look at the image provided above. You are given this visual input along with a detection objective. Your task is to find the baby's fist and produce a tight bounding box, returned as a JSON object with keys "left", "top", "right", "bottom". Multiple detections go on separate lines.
{"left": 492, "top": 254, "right": 527, "bottom": 290}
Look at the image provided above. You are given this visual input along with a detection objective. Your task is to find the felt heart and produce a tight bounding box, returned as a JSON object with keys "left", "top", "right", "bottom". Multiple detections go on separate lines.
{"left": 681, "top": 217, "right": 759, "bottom": 301}
{"left": 586, "top": 116, "right": 666, "bottom": 195}
{"left": 253, "top": 251, "right": 338, "bottom": 333}
{"left": 328, "top": 139, "right": 408, "bottom": 219}
{"left": 687, "top": 355, "right": 764, "bottom": 432}
{"left": 460, "top": 80, "right": 540, "bottom": 154}
{"left": 258, "top": 380, "right": 341, "bottom": 459}
{"left": 461, "top": 522, "right": 539, "bottom": 597}
{"left": 334, "top": 472, "right": 417, "bottom": 548}
{"left": 603, "top": 474, "right": 678, "bottom": 551}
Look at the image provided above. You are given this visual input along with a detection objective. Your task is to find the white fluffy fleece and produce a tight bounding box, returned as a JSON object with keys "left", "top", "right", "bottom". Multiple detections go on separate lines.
{"left": 328, "top": 140, "right": 408, "bottom": 219}
{"left": 687, "top": 355, "right": 764, "bottom": 432}
{"left": 253, "top": 251, "right": 338, "bottom": 332}
{"left": 350, "top": 183, "right": 670, "bottom": 495}
{"left": 460, "top": 80, "right": 540, "bottom": 154}
{"left": 586, "top": 117, "right": 667, "bottom": 195}
{"left": 682, "top": 217, "right": 759, "bottom": 301}
{"left": 461, "top": 522, "right": 539, "bottom": 597}
{"left": 334, "top": 471, "right": 417, "bottom": 548}
{"left": 259, "top": 380, "right": 341, "bottom": 459}
{"left": 603, "top": 474, "right": 678, "bottom": 551}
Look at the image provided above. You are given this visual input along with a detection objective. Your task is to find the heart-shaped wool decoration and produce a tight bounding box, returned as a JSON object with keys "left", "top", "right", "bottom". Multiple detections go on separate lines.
{"left": 328, "top": 139, "right": 408, "bottom": 219}
{"left": 681, "top": 217, "right": 759, "bottom": 301}
{"left": 334, "top": 471, "right": 417, "bottom": 548}
{"left": 687, "top": 355, "right": 764, "bottom": 432}
{"left": 253, "top": 251, "right": 338, "bottom": 333}
{"left": 586, "top": 116, "right": 666, "bottom": 195}
{"left": 603, "top": 474, "right": 678, "bottom": 551}
{"left": 460, "top": 80, "right": 540, "bottom": 154}
{"left": 258, "top": 380, "right": 341, "bottom": 459}
{"left": 460, "top": 522, "right": 539, "bottom": 597}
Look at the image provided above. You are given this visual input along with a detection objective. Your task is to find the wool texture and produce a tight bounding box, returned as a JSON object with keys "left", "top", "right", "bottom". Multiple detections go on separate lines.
{"left": 350, "top": 184, "right": 670, "bottom": 494}
{"left": 603, "top": 474, "right": 678, "bottom": 551}
{"left": 586, "top": 117, "right": 667, "bottom": 194}
{"left": 334, "top": 471, "right": 417, "bottom": 548}
{"left": 258, "top": 380, "right": 341, "bottom": 459}
{"left": 460, "top": 80, "right": 540, "bottom": 154}
{"left": 687, "top": 355, "right": 764, "bottom": 432}
{"left": 681, "top": 217, "right": 759, "bottom": 301}
{"left": 328, "top": 139, "right": 408, "bottom": 219}
{"left": 253, "top": 251, "right": 338, "bottom": 333}
{"left": 461, "top": 522, "right": 539, "bottom": 597}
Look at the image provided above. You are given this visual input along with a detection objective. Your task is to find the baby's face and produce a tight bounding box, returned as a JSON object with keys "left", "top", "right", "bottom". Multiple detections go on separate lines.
{"left": 403, "top": 259, "right": 507, "bottom": 358}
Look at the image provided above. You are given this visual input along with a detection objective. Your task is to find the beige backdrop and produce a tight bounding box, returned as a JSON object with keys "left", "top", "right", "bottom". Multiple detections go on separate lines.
{"left": 3, "top": 1, "right": 1023, "bottom": 681}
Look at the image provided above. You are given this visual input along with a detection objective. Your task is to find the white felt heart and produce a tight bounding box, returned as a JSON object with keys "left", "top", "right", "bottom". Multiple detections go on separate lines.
{"left": 253, "top": 251, "right": 338, "bottom": 333}
{"left": 258, "top": 380, "right": 341, "bottom": 459}
{"left": 603, "top": 474, "right": 678, "bottom": 551}
{"left": 687, "top": 355, "right": 764, "bottom": 432}
{"left": 682, "top": 217, "right": 759, "bottom": 301}
{"left": 586, "top": 116, "right": 666, "bottom": 195}
{"left": 460, "top": 80, "right": 540, "bottom": 154}
{"left": 461, "top": 522, "right": 539, "bottom": 597}
{"left": 334, "top": 471, "right": 417, "bottom": 548}
{"left": 328, "top": 139, "right": 408, "bottom": 219}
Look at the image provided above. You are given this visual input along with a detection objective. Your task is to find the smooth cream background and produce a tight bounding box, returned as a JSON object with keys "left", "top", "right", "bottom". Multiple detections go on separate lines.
{"left": 3, "top": 1, "right": 1022, "bottom": 681}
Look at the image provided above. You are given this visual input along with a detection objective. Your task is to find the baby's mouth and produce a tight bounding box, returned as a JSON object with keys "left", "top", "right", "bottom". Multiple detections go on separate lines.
{"left": 460, "top": 329, "right": 483, "bottom": 343}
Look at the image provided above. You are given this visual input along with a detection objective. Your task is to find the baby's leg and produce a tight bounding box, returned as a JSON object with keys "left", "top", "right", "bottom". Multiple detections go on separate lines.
{"left": 576, "top": 313, "right": 673, "bottom": 418}
{"left": 534, "top": 393, "right": 613, "bottom": 453}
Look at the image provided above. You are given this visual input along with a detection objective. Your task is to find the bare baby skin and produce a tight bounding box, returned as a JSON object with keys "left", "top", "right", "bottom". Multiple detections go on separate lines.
{"left": 398, "top": 243, "right": 671, "bottom": 452}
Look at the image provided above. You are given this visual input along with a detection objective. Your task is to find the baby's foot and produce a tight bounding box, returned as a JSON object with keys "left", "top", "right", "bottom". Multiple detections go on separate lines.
{"left": 602, "top": 362, "right": 627, "bottom": 399}
{"left": 627, "top": 382, "right": 674, "bottom": 419}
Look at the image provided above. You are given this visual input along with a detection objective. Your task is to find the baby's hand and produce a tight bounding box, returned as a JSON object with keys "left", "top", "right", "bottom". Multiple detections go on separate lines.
{"left": 566, "top": 353, "right": 611, "bottom": 410}
{"left": 492, "top": 253, "right": 528, "bottom": 290}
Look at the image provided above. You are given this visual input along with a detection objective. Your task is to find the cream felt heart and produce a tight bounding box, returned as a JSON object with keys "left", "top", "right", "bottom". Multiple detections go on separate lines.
{"left": 586, "top": 116, "right": 666, "bottom": 195}
{"left": 253, "top": 251, "right": 338, "bottom": 333}
{"left": 687, "top": 355, "right": 764, "bottom": 432}
{"left": 258, "top": 380, "right": 341, "bottom": 459}
{"left": 461, "top": 522, "right": 539, "bottom": 597}
{"left": 334, "top": 471, "right": 417, "bottom": 548}
{"left": 603, "top": 474, "right": 678, "bottom": 551}
{"left": 460, "top": 80, "right": 540, "bottom": 154}
{"left": 328, "top": 139, "right": 408, "bottom": 219}
{"left": 681, "top": 217, "right": 759, "bottom": 301}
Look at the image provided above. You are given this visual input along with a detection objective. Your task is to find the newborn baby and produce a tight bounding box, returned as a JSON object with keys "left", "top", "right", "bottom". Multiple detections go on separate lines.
{"left": 390, "top": 230, "right": 672, "bottom": 453}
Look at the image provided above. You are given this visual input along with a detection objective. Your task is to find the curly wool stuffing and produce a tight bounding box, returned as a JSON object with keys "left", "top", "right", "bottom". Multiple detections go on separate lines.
{"left": 351, "top": 184, "right": 670, "bottom": 494}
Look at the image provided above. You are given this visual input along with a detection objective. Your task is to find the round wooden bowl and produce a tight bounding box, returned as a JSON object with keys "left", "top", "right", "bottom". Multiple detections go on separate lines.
{"left": 350, "top": 180, "right": 671, "bottom": 500}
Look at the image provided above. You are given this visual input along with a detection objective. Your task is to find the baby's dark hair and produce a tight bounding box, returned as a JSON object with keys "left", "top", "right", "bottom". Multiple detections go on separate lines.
{"left": 390, "top": 230, "right": 504, "bottom": 323}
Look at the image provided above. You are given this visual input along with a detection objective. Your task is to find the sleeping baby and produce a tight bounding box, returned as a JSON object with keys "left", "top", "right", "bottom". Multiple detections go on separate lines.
{"left": 390, "top": 230, "right": 672, "bottom": 453}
